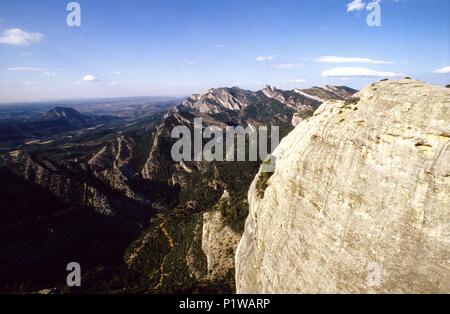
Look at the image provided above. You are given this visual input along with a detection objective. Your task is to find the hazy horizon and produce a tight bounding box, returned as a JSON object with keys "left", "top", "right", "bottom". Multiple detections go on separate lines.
{"left": 0, "top": 94, "right": 186, "bottom": 106}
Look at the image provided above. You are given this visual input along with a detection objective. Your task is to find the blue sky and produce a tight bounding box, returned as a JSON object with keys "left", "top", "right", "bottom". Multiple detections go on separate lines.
{"left": 0, "top": 0, "right": 448, "bottom": 103}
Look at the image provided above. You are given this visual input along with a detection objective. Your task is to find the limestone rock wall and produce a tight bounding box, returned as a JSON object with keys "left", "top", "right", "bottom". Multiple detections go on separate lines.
{"left": 236, "top": 80, "right": 450, "bottom": 293}
{"left": 202, "top": 210, "right": 241, "bottom": 282}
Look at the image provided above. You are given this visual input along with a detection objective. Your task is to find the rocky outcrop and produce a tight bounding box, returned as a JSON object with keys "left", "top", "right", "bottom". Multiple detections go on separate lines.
{"left": 236, "top": 79, "right": 450, "bottom": 293}
{"left": 202, "top": 191, "right": 242, "bottom": 282}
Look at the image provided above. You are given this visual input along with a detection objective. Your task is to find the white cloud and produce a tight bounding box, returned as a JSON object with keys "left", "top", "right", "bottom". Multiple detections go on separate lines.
{"left": 322, "top": 67, "right": 403, "bottom": 78}
{"left": 20, "top": 52, "right": 33, "bottom": 56}
{"left": 8, "top": 67, "right": 44, "bottom": 72}
{"left": 433, "top": 66, "right": 450, "bottom": 74}
{"left": 0, "top": 28, "right": 43, "bottom": 46}
{"left": 109, "top": 82, "right": 118, "bottom": 86}
{"left": 114, "top": 71, "right": 121, "bottom": 75}
{"left": 283, "top": 79, "right": 305, "bottom": 84}
{"left": 315, "top": 56, "right": 394, "bottom": 65}
{"left": 9, "top": 67, "right": 58, "bottom": 78}
{"left": 186, "top": 61, "right": 196, "bottom": 65}
{"left": 271, "top": 63, "right": 304, "bottom": 69}
{"left": 83, "top": 74, "right": 100, "bottom": 82}
{"left": 346, "top": 0, "right": 366, "bottom": 12}
{"left": 256, "top": 55, "right": 277, "bottom": 62}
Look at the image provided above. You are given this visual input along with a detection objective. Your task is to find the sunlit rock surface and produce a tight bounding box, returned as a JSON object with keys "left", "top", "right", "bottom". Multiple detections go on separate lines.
{"left": 236, "top": 79, "right": 450, "bottom": 293}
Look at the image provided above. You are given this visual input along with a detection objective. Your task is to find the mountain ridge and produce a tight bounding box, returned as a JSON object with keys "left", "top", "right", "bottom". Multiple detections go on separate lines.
{"left": 181, "top": 85, "right": 357, "bottom": 115}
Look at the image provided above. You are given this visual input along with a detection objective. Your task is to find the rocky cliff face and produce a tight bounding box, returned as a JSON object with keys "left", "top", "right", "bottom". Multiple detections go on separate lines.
{"left": 236, "top": 79, "right": 450, "bottom": 293}
{"left": 201, "top": 190, "right": 242, "bottom": 282}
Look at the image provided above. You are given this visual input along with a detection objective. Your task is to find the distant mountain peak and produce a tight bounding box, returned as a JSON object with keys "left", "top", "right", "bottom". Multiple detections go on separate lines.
{"left": 41, "top": 107, "right": 91, "bottom": 124}
{"left": 263, "top": 85, "right": 278, "bottom": 92}
{"left": 182, "top": 86, "right": 261, "bottom": 114}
